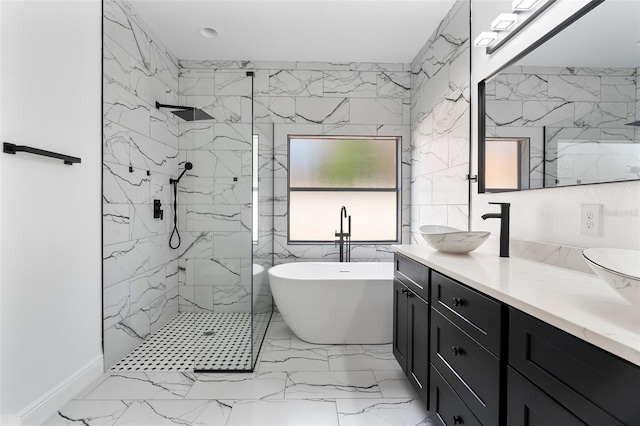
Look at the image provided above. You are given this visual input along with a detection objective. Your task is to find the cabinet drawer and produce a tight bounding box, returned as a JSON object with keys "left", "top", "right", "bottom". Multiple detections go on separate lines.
{"left": 509, "top": 308, "right": 639, "bottom": 426}
{"left": 394, "top": 254, "right": 429, "bottom": 301}
{"left": 431, "top": 270, "right": 502, "bottom": 356}
{"left": 431, "top": 310, "right": 501, "bottom": 426}
{"left": 430, "top": 365, "right": 482, "bottom": 426}
{"left": 507, "top": 367, "right": 587, "bottom": 426}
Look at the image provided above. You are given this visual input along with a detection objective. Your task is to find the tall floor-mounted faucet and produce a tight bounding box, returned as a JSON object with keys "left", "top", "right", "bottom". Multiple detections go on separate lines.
{"left": 481, "top": 202, "right": 510, "bottom": 257}
{"left": 335, "top": 206, "right": 351, "bottom": 262}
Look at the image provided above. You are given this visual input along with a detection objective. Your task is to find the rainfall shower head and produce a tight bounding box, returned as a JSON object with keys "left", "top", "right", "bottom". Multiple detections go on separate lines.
{"left": 155, "top": 102, "right": 213, "bottom": 122}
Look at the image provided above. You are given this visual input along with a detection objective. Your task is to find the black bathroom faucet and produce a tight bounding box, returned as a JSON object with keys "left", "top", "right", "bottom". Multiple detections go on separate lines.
{"left": 335, "top": 206, "right": 351, "bottom": 262}
{"left": 481, "top": 202, "right": 510, "bottom": 258}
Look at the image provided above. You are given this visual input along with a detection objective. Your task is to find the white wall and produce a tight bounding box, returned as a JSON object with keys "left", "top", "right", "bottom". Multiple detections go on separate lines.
{"left": 0, "top": 1, "right": 103, "bottom": 423}
{"left": 470, "top": 0, "right": 640, "bottom": 250}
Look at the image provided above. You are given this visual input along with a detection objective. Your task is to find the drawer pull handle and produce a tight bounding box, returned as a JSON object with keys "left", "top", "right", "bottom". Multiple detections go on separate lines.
{"left": 452, "top": 415, "right": 463, "bottom": 425}
{"left": 452, "top": 297, "right": 464, "bottom": 307}
{"left": 451, "top": 346, "right": 463, "bottom": 356}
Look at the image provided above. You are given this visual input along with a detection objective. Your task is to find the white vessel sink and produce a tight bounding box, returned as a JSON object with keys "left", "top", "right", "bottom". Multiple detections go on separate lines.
{"left": 419, "top": 225, "right": 490, "bottom": 254}
{"left": 583, "top": 248, "right": 640, "bottom": 307}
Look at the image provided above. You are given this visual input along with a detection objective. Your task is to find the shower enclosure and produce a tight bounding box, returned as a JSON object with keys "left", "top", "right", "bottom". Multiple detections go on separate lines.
{"left": 175, "top": 68, "right": 274, "bottom": 371}
{"left": 102, "top": 0, "right": 273, "bottom": 373}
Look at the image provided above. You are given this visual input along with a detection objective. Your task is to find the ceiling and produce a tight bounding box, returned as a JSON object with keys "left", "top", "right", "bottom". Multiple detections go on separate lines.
{"left": 128, "top": 0, "right": 457, "bottom": 63}
{"left": 519, "top": 0, "right": 640, "bottom": 68}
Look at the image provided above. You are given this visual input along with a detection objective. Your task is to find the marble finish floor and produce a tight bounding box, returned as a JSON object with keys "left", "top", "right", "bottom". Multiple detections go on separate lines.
{"left": 46, "top": 313, "right": 430, "bottom": 425}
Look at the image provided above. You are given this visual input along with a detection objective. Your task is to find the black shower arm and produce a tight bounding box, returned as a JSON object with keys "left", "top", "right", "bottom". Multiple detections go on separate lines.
{"left": 156, "top": 102, "right": 195, "bottom": 111}
{"left": 171, "top": 168, "right": 188, "bottom": 184}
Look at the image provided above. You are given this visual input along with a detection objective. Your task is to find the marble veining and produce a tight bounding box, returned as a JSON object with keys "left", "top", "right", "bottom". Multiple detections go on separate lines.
{"left": 49, "top": 312, "right": 428, "bottom": 425}
{"left": 410, "top": 0, "right": 470, "bottom": 242}
{"left": 103, "top": 0, "right": 182, "bottom": 369}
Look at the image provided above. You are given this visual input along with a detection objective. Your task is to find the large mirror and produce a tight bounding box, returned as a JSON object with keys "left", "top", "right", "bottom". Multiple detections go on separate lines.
{"left": 479, "top": 0, "right": 640, "bottom": 192}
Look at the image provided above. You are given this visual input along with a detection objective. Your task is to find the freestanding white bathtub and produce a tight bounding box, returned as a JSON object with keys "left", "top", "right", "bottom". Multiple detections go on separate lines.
{"left": 268, "top": 262, "right": 393, "bottom": 344}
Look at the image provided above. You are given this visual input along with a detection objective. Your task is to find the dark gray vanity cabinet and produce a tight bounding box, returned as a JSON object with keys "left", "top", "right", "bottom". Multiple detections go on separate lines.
{"left": 393, "top": 254, "right": 430, "bottom": 407}
{"left": 508, "top": 308, "right": 640, "bottom": 426}
{"left": 392, "top": 252, "right": 640, "bottom": 426}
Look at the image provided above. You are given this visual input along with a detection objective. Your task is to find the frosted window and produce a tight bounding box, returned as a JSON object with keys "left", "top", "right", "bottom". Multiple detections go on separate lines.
{"left": 288, "top": 136, "right": 401, "bottom": 243}
{"left": 290, "top": 138, "right": 397, "bottom": 188}
{"left": 289, "top": 192, "right": 398, "bottom": 242}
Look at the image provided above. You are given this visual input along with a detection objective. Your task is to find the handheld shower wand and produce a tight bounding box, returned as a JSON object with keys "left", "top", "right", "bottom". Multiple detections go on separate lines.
{"left": 169, "top": 162, "right": 193, "bottom": 249}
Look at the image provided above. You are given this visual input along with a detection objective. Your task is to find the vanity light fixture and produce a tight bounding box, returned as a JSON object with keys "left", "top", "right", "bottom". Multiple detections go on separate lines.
{"left": 474, "top": 31, "right": 498, "bottom": 47}
{"left": 491, "top": 13, "right": 518, "bottom": 31}
{"left": 512, "top": 0, "right": 540, "bottom": 11}
{"left": 476, "top": 0, "right": 555, "bottom": 52}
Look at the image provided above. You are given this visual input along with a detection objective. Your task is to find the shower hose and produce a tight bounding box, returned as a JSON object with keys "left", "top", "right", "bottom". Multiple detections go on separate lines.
{"left": 169, "top": 181, "right": 181, "bottom": 249}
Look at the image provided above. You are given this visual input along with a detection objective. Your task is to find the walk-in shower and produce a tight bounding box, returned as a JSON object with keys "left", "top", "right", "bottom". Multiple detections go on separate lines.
{"left": 102, "top": 0, "right": 273, "bottom": 373}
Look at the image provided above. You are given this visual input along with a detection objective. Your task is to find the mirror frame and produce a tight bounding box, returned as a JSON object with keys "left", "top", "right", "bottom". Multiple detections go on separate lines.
{"left": 477, "top": 0, "right": 624, "bottom": 193}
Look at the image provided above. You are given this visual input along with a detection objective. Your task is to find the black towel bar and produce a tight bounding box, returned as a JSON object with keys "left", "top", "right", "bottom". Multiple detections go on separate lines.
{"left": 3, "top": 142, "right": 81, "bottom": 165}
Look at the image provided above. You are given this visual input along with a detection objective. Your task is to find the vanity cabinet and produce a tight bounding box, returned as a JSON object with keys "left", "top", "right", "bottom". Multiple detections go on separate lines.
{"left": 508, "top": 308, "right": 640, "bottom": 426}
{"left": 393, "top": 252, "right": 640, "bottom": 426}
{"left": 393, "top": 255, "right": 430, "bottom": 407}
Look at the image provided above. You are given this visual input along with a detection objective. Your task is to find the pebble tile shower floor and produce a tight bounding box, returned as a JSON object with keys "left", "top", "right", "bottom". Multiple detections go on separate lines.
{"left": 110, "top": 312, "right": 271, "bottom": 372}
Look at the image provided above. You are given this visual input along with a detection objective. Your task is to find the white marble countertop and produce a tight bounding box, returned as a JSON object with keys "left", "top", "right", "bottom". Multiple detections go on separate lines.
{"left": 393, "top": 244, "right": 640, "bottom": 367}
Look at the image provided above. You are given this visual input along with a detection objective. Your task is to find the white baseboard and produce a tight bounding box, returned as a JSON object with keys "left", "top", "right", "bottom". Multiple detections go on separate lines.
{"left": 17, "top": 355, "right": 104, "bottom": 426}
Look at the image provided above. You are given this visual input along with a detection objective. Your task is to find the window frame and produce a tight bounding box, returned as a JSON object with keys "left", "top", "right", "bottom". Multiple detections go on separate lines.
{"left": 286, "top": 134, "right": 402, "bottom": 245}
{"left": 485, "top": 136, "right": 531, "bottom": 192}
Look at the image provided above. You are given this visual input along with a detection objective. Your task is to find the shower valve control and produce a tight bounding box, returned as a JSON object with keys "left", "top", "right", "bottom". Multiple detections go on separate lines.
{"left": 153, "top": 199, "right": 164, "bottom": 220}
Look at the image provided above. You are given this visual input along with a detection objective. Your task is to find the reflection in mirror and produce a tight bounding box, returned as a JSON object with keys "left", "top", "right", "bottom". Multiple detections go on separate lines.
{"left": 479, "top": 0, "right": 640, "bottom": 192}
{"left": 485, "top": 137, "right": 530, "bottom": 191}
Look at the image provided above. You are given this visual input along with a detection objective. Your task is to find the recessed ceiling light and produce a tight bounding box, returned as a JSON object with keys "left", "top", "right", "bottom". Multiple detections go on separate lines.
{"left": 491, "top": 13, "right": 518, "bottom": 31}
{"left": 199, "top": 27, "right": 219, "bottom": 39}
{"left": 474, "top": 32, "right": 498, "bottom": 48}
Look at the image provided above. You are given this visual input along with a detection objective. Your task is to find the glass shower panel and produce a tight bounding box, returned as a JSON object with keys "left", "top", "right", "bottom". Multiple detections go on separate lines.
{"left": 252, "top": 122, "right": 275, "bottom": 368}
{"left": 178, "top": 69, "right": 255, "bottom": 372}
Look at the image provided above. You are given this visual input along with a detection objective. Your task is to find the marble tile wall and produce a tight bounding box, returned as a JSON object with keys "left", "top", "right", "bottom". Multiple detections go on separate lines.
{"left": 409, "top": 0, "right": 471, "bottom": 243}
{"left": 485, "top": 66, "right": 639, "bottom": 187}
{"left": 175, "top": 68, "right": 255, "bottom": 314}
{"left": 177, "top": 60, "right": 413, "bottom": 268}
{"left": 103, "top": 0, "right": 180, "bottom": 368}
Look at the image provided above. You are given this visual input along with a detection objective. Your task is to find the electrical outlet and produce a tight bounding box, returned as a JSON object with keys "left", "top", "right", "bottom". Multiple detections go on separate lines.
{"left": 580, "top": 204, "right": 602, "bottom": 236}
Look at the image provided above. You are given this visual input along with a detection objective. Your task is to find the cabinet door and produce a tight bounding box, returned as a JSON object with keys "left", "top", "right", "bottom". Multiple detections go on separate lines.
{"left": 507, "top": 367, "right": 587, "bottom": 426}
{"left": 509, "top": 308, "right": 637, "bottom": 426}
{"left": 393, "top": 279, "right": 408, "bottom": 372}
{"left": 407, "top": 291, "right": 429, "bottom": 408}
